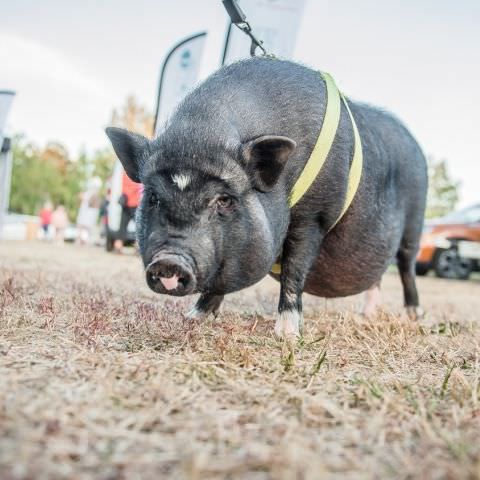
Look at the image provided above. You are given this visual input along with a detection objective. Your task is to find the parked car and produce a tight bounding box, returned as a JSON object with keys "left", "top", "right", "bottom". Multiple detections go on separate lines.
{"left": 1, "top": 213, "right": 39, "bottom": 241}
{"left": 63, "top": 224, "right": 77, "bottom": 243}
{"left": 416, "top": 204, "right": 480, "bottom": 279}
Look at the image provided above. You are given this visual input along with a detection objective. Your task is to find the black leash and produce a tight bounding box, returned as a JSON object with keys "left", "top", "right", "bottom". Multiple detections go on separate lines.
{"left": 222, "top": 0, "right": 270, "bottom": 57}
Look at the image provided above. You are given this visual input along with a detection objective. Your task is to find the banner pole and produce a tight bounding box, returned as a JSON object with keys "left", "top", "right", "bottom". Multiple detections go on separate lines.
{"left": 221, "top": 22, "right": 233, "bottom": 66}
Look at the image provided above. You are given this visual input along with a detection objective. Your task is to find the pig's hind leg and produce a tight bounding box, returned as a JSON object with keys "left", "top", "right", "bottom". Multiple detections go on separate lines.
{"left": 186, "top": 293, "right": 224, "bottom": 320}
{"left": 396, "top": 233, "right": 424, "bottom": 320}
{"left": 362, "top": 281, "right": 382, "bottom": 317}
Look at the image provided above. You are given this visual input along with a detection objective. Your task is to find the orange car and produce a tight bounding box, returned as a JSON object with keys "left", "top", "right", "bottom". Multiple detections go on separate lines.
{"left": 416, "top": 204, "right": 480, "bottom": 279}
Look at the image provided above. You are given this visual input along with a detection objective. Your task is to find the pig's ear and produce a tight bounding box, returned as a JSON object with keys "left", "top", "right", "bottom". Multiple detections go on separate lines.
{"left": 243, "top": 135, "right": 296, "bottom": 192}
{"left": 105, "top": 127, "right": 150, "bottom": 183}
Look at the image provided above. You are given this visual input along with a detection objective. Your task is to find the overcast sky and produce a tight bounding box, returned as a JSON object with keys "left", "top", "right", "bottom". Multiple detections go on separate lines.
{"left": 1, "top": 0, "right": 479, "bottom": 206}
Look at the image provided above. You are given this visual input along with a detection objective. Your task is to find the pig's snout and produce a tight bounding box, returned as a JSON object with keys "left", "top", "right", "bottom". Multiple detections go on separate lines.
{"left": 146, "top": 253, "right": 196, "bottom": 296}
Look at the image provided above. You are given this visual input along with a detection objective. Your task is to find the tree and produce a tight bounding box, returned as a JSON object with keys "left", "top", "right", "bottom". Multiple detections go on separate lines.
{"left": 110, "top": 95, "right": 154, "bottom": 137}
{"left": 77, "top": 147, "right": 116, "bottom": 196}
{"left": 9, "top": 96, "right": 152, "bottom": 221}
{"left": 91, "top": 148, "right": 115, "bottom": 182}
{"left": 9, "top": 136, "right": 89, "bottom": 220}
{"left": 426, "top": 158, "right": 460, "bottom": 219}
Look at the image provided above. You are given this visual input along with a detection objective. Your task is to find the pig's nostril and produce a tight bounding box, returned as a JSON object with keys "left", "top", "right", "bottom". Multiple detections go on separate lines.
{"left": 146, "top": 254, "right": 196, "bottom": 296}
{"left": 179, "top": 273, "right": 192, "bottom": 287}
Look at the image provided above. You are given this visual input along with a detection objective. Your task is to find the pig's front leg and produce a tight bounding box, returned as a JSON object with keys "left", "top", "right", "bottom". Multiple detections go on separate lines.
{"left": 274, "top": 225, "right": 323, "bottom": 339}
{"left": 186, "top": 293, "right": 224, "bottom": 320}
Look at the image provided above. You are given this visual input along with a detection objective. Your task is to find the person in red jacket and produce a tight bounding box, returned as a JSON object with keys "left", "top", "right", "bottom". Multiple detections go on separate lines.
{"left": 39, "top": 201, "right": 53, "bottom": 240}
{"left": 114, "top": 172, "right": 142, "bottom": 252}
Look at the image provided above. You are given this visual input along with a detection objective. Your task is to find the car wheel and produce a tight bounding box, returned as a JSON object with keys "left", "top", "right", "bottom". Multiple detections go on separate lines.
{"left": 433, "top": 247, "right": 472, "bottom": 280}
{"left": 415, "top": 263, "right": 429, "bottom": 276}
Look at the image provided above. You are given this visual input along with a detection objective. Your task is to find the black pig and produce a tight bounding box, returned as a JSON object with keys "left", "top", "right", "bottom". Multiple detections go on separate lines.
{"left": 106, "top": 58, "right": 427, "bottom": 338}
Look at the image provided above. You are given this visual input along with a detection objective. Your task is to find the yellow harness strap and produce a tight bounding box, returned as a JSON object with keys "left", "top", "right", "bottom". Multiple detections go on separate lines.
{"left": 271, "top": 72, "right": 363, "bottom": 275}
{"left": 329, "top": 91, "right": 363, "bottom": 229}
{"left": 288, "top": 72, "right": 341, "bottom": 207}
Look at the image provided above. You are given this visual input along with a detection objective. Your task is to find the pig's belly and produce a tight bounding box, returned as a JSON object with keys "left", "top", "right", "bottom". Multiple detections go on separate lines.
{"left": 268, "top": 253, "right": 388, "bottom": 298}
{"left": 307, "top": 229, "right": 397, "bottom": 297}
{"left": 270, "top": 229, "right": 396, "bottom": 298}
{"left": 303, "top": 251, "right": 386, "bottom": 298}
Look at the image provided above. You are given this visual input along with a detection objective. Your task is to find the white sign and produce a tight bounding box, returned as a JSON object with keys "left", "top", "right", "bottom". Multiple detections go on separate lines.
{"left": 0, "top": 91, "right": 15, "bottom": 239}
{"left": 222, "top": 0, "right": 307, "bottom": 65}
{"left": 459, "top": 241, "right": 480, "bottom": 260}
{"left": 0, "top": 90, "right": 15, "bottom": 140}
{"left": 154, "top": 32, "right": 207, "bottom": 136}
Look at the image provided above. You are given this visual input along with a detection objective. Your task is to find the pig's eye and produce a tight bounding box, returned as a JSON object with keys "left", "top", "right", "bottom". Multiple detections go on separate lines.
{"left": 148, "top": 192, "right": 160, "bottom": 207}
{"left": 216, "top": 195, "right": 235, "bottom": 214}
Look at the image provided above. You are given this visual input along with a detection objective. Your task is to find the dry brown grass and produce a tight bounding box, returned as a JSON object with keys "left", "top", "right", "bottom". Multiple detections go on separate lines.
{"left": 0, "top": 241, "right": 479, "bottom": 480}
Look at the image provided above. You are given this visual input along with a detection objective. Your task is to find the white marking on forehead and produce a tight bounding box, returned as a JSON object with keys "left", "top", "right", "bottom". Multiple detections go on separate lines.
{"left": 171, "top": 173, "right": 191, "bottom": 190}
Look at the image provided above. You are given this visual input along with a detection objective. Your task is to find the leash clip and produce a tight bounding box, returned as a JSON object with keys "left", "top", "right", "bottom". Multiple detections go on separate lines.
{"left": 222, "top": 0, "right": 270, "bottom": 58}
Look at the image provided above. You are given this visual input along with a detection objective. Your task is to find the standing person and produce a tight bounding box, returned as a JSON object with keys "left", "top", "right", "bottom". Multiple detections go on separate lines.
{"left": 98, "top": 176, "right": 111, "bottom": 243}
{"left": 39, "top": 201, "right": 53, "bottom": 240}
{"left": 76, "top": 177, "right": 102, "bottom": 245}
{"left": 114, "top": 172, "right": 142, "bottom": 253}
{"left": 98, "top": 191, "right": 110, "bottom": 241}
{"left": 51, "top": 204, "right": 69, "bottom": 244}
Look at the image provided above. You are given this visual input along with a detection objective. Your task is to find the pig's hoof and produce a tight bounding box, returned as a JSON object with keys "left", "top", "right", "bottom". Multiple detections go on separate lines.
{"left": 185, "top": 304, "right": 222, "bottom": 321}
{"left": 186, "top": 294, "right": 224, "bottom": 322}
{"left": 185, "top": 306, "right": 209, "bottom": 321}
{"left": 361, "top": 307, "right": 378, "bottom": 319}
{"left": 274, "top": 310, "right": 301, "bottom": 339}
{"left": 406, "top": 306, "right": 425, "bottom": 321}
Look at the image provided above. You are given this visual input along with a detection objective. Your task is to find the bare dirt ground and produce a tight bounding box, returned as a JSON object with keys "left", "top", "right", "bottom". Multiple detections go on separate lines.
{"left": 1, "top": 241, "right": 479, "bottom": 480}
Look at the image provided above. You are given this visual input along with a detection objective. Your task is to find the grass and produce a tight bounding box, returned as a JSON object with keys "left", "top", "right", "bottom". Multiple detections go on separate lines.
{"left": 0, "top": 241, "right": 479, "bottom": 479}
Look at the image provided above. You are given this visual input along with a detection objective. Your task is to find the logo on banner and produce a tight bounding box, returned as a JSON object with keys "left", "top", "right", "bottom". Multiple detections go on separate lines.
{"left": 180, "top": 50, "right": 192, "bottom": 69}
